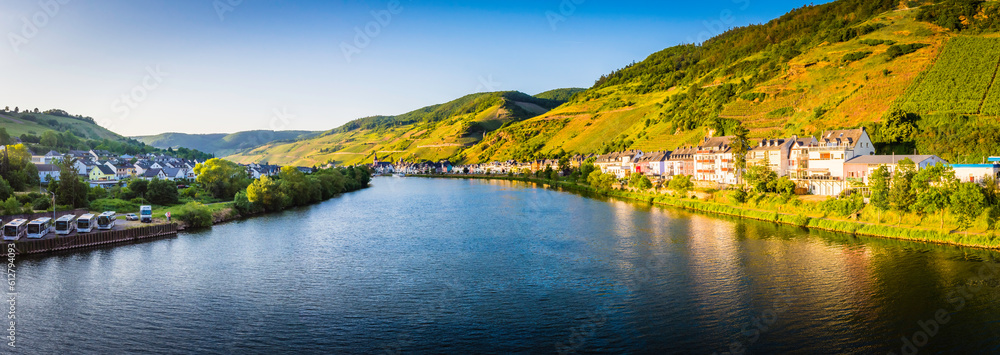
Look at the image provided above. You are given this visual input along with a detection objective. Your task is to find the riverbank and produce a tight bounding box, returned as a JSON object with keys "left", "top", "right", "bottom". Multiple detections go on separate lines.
{"left": 412, "top": 174, "right": 1000, "bottom": 250}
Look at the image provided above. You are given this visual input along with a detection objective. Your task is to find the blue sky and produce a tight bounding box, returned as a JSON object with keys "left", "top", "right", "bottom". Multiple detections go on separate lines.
{"left": 1, "top": 0, "right": 823, "bottom": 136}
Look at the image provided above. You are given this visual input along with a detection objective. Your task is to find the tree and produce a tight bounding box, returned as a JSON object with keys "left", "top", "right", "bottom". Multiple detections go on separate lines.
{"left": 730, "top": 125, "right": 750, "bottom": 186}
{"left": 580, "top": 158, "right": 597, "bottom": 179}
{"left": 629, "top": 173, "right": 652, "bottom": 190}
{"left": 869, "top": 166, "right": 891, "bottom": 223}
{"left": 1, "top": 197, "right": 23, "bottom": 215}
{"left": 0, "top": 128, "right": 10, "bottom": 146}
{"left": 147, "top": 178, "right": 179, "bottom": 205}
{"left": 129, "top": 179, "right": 149, "bottom": 199}
{"left": 774, "top": 176, "right": 796, "bottom": 198}
{"left": 890, "top": 159, "right": 917, "bottom": 223}
{"left": 913, "top": 163, "right": 956, "bottom": 229}
{"left": 668, "top": 175, "right": 694, "bottom": 197}
{"left": 872, "top": 109, "right": 918, "bottom": 147}
{"left": 0, "top": 176, "right": 11, "bottom": 201}
{"left": 558, "top": 155, "right": 571, "bottom": 174}
{"left": 194, "top": 158, "right": 250, "bottom": 200}
{"left": 40, "top": 130, "right": 60, "bottom": 148}
{"left": 587, "top": 171, "right": 615, "bottom": 192}
{"left": 246, "top": 175, "right": 285, "bottom": 211}
{"left": 744, "top": 161, "right": 777, "bottom": 193}
{"left": 951, "top": 182, "right": 986, "bottom": 231}
{"left": 278, "top": 166, "right": 310, "bottom": 207}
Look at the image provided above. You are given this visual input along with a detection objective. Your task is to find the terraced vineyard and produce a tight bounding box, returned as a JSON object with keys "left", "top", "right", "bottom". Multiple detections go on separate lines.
{"left": 720, "top": 92, "right": 804, "bottom": 137}
{"left": 982, "top": 72, "right": 1000, "bottom": 116}
{"left": 899, "top": 37, "right": 1000, "bottom": 115}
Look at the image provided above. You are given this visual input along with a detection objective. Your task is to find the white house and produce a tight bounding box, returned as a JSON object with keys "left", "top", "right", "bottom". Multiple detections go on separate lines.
{"left": 843, "top": 155, "right": 947, "bottom": 184}
{"left": 952, "top": 164, "right": 1000, "bottom": 184}
{"left": 36, "top": 164, "right": 60, "bottom": 183}
{"left": 162, "top": 168, "right": 187, "bottom": 180}
{"left": 804, "top": 128, "right": 875, "bottom": 180}
{"left": 749, "top": 137, "right": 795, "bottom": 176}
{"left": 639, "top": 151, "right": 671, "bottom": 177}
{"left": 694, "top": 136, "right": 736, "bottom": 184}
{"left": 140, "top": 168, "right": 168, "bottom": 181}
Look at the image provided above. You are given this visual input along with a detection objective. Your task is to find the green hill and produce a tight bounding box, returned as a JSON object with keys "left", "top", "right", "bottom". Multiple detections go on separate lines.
{"left": 534, "top": 88, "right": 586, "bottom": 101}
{"left": 231, "top": 0, "right": 1000, "bottom": 166}
{"left": 0, "top": 108, "right": 214, "bottom": 160}
{"left": 135, "top": 130, "right": 320, "bottom": 157}
{"left": 0, "top": 110, "right": 123, "bottom": 141}
{"left": 226, "top": 91, "right": 570, "bottom": 166}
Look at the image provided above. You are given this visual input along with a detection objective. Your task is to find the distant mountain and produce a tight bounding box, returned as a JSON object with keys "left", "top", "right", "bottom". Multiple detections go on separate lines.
{"left": 134, "top": 130, "right": 320, "bottom": 157}
{"left": 226, "top": 91, "right": 571, "bottom": 166}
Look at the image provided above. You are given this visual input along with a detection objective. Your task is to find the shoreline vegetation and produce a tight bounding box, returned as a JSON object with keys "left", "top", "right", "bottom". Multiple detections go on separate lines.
{"left": 177, "top": 163, "right": 373, "bottom": 229}
{"left": 125, "top": 162, "right": 373, "bottom": 231}
{"left": 412, "top": 174, "right": 1000, "bottom": 250}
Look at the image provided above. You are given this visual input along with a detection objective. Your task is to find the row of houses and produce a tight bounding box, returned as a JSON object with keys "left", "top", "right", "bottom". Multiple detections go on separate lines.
{"left": 394, "top": 127, "right": 1000, "bottom": 196}
{"left": 30, "top": 149, "right": 206, "bottom": 188}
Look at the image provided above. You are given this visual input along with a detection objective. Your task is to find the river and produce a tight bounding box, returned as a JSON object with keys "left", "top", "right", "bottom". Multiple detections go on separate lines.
{"left": 10, "top": 177, "right": 1000, "bottom": 354}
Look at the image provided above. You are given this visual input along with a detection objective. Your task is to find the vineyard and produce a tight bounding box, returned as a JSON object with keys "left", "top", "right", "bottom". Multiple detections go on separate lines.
{"left": 720, "top": 92, "right": 804, "bottom": 138}
{"left": 899, "top": 37, "right": 1000, "bottom": 115}
{"left": 983, "top": 81, "right": 1000, "bottom": 116}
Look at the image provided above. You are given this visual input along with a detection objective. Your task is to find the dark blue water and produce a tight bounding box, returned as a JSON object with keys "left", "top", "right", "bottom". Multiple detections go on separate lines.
{"left": 10, "top": 177, "right": 1000, "bottom": 354}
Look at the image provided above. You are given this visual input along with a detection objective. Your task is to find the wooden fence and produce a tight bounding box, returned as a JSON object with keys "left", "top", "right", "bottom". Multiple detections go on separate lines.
{"left": 8, "top": 223, "right": 178, "bottom": 255}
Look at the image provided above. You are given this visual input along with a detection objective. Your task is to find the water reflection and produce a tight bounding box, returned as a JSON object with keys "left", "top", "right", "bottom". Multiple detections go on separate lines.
{"left": 10, "top": 177, "right": 1000, "bottom": 354}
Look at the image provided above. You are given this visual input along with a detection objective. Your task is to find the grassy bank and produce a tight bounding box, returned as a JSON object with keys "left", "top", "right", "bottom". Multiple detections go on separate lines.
{"left": 413, "top": 174, "right": 1000, "bottom": 250}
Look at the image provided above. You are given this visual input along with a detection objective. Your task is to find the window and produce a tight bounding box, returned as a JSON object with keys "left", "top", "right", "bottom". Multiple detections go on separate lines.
{"left": 820, "top": 153, "right": 831, "bottom": 160}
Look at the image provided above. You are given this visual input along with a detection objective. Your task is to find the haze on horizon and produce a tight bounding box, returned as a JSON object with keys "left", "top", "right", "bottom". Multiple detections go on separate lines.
{"left": 1, "top": 0, "right": 821, "bottom": 136}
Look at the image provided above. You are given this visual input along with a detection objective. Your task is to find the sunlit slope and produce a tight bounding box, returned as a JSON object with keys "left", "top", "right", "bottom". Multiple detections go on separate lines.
{"left": 225, "top": 91, "right": 568, "bottom": 166}
{"left": 135, "top": 130, "right": 320, "bottom": 157}
{"left": 232, "top": 0, "right": 1000, "bottom": 166}
{"left": 466, "top": 4, "right": 988, "bottom": 163}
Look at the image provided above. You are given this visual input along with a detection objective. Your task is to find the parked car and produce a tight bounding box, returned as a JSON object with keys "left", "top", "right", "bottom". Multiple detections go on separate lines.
{"left": 125, "top": 213, "right": 139, "bottom": 221}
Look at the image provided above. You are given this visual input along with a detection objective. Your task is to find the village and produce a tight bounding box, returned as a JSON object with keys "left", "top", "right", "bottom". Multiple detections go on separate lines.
{"left": 24, "top": 148, "right": 317, "bottom": 188}
{"left": 379, "top": 128, "right": 1000, "bottom": 196}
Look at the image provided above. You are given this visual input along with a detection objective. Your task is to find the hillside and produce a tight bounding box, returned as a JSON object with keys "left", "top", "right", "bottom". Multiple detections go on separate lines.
{"left": 135, "top": 130, "right": 320, "bottom": 157}
{"left": 533, "top": 88, "right": 586, "bottom": 101}
{"left": 462, "top": 0, "right": 1000, "bottom": 164}
{"left": 231, "top": 0, "right": 1000, "bottom": 166}
{"left": 0, "top": 110, "right": 123, "bottom": 141}
{"left": 226, "top": 91, "right": 570, "bottom": 166}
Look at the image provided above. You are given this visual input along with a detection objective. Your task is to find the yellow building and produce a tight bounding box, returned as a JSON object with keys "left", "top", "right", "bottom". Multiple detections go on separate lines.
{"left": 88, "top": 165, "right": 117, "bottom": 181}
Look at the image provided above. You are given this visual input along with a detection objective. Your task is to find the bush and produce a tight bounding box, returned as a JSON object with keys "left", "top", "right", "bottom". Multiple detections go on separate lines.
{"left": 729, "top": 189, "right": 748, "bottom": 204}
{"left": 233, "top": 191, "right": 264, "bottom": 216}
{"left": 174, "top": 202, "right": 213, "bottom": 228}
{"left": 147, "top": 179, "right": 179, "bottom": 205}
{"left": 777, "top": 213, "right": 811, "bottom": 227}
{"left": 90, "top": 199, "right": 139, "bottom": 213}
{"left": 31, "top": 197, "right": 51, "bottom": 211}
